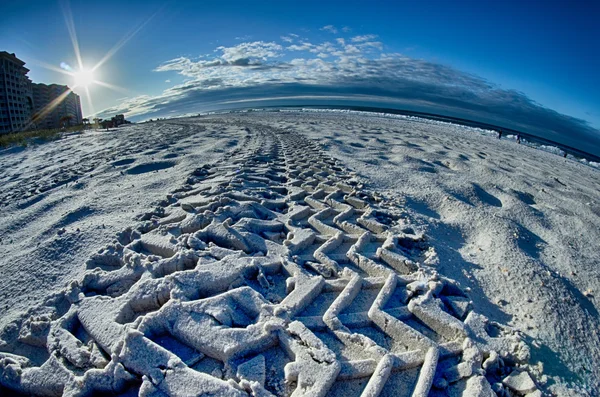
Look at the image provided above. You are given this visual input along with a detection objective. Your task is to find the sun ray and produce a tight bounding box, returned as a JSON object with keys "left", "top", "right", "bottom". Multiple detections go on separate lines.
{"left": 84, "top": 86, "right": 95, "bottom": 116}
{"left": 22, "top": 88, "right": 74, "bottom": 131}
{"left": 35, "top": 0, "right": 160, "bottom": 119}
{"left": 60, "top": 0, "right": 84, "bottom": 71}
{"left": 91, "top": 7, "right": 161, "bottom": 72}
{"left": 27, "top": 58, "right": 74, "bottom": 76}
{"left": 92, "top": 79, "right": 134, "bottom": 95}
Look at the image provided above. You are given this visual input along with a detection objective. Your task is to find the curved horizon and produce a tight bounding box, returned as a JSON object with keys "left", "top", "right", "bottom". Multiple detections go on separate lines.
{"left": 3, "top": 1, "right": 599, "bottom": 155}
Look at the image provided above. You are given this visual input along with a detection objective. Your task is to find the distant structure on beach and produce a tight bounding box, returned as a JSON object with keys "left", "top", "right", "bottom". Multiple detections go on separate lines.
{"left": 0, "top": 51, "right": 82, "bottom": 134}
{"left": 97, "top": 113, "right": 131, "bottom": 129}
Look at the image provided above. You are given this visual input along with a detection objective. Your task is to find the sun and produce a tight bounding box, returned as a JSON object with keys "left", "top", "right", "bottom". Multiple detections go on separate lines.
{"left": 32, "top": 1, "right": 152, "bottom": 117}
{"left": 73, "top": 68, "right": 95, "bottom": 88}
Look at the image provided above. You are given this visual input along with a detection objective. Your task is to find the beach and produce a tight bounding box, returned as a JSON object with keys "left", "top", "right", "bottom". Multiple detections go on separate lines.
{"left": 0, "top": 112, "right": 598, "bottom": 396}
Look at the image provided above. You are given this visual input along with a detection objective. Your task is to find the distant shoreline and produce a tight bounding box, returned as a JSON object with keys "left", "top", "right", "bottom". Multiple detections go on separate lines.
{"left": 198, "top": 104, "right": 600, "bottom": 164}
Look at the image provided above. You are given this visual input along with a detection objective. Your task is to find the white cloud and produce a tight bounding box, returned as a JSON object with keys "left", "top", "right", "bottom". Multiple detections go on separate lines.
{"left": 153, "top": 37, "right": 392, "bottom": 95}
{"left": 351, "top": 34, "right": 378, "bottom": 43}
{"left": 165, "top": 79, "right": 171, "bottom": 83}
{"left": 320, "top": 25, "right": 338, "bottom": 34}
{"left": 280, "top": 36, "right": 294, "bottom": 43}
{"left": 310, "top": 42, "right": 336, "bottom": 54}
{"left": 357, "top": 41, "right": 383, "bottom": 51}
{"left": 342, "top": 26, "right": 352, "bottom": 33}
{"left": 216, "top": 41, "right": 283, "bottom": 64}
{"left": 287, "top": 43, "right": 314, "bottom": 51}
{"left": 343, "top": 44, "right": 361, "bottom": 55}
{"left": 96, "top": 29, "right": 600, "bottom": 155}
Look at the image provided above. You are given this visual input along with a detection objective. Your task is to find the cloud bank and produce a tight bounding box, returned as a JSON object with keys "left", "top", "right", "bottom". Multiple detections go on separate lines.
{"left": 97, "top": 30, "right": 600, "bottom": 156}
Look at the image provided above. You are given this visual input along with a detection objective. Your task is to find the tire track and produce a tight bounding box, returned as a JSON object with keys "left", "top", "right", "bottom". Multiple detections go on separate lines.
{"left": 0, "top": 122, "right": 538, "bottom": 397}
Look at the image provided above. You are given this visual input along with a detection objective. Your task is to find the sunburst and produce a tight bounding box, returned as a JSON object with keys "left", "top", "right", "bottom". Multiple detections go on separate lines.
{"left": 73, "top": 68, "right": 94, "bottom": 88}
{"left": 25, "top": 0, "right": 159, "bottom": 125}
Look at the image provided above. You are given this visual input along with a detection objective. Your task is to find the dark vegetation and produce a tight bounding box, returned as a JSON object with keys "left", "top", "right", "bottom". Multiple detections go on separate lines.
{"left": 0, "top": 125, "right": 85, "bottom": 148}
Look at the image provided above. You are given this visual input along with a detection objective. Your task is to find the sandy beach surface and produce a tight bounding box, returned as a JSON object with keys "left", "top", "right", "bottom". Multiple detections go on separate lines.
{"left": 0, "top": 112, "right": 598, "bottom": 396}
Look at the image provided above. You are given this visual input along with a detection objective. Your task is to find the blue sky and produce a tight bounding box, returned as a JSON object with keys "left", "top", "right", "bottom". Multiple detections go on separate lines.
{"left": 1, "top": 0, "right": 599, "bottom": 154}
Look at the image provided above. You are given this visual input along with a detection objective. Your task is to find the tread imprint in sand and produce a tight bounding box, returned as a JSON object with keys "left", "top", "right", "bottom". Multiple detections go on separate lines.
{"left": 0, "top": 124, "right": 534, "bottom": 397}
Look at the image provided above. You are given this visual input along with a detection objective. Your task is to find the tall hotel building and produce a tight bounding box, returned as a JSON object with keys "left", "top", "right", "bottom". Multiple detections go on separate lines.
{"left": 0, "top": 51, "right": 82, "bottom": 133}
{"left": 0, "top": 51, "right": 34, "bottom": 133}
{"left": 32, "top": 83, "right": 83, "bottom": 130}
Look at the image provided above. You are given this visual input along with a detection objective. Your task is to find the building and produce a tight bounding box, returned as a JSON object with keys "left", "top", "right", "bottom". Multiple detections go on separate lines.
{"left": 0, "top": 51, "right": 83, "bottom": 134}
{"left": 100, "top": 114, "right": 130, "bottom": 129}
{"left": 0, "top": 51, "right": 34, "bottom": 134}
{"left": 32, "top": 83, "right": 82, "bottom": 129}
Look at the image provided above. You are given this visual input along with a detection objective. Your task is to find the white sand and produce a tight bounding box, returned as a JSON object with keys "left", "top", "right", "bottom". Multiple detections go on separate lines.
{"left": 0, "top": 112, "right": 598, "bottom": 396}
{"left": 274, "top": 112, "right": 600, "bottom": 389}
{"left": 0, "top": 122, "right": 245, "bottom": 327}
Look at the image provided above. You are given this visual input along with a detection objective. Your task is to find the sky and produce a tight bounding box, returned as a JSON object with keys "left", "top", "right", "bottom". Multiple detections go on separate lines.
{"left": 1, "top": 0, "right": 599, "bottom": 155}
